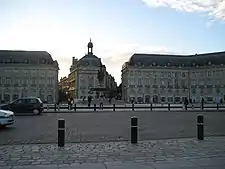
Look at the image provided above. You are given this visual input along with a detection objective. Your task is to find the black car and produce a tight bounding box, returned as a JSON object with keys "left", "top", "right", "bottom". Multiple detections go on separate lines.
{"left": 0, "top": 97, "right": 44, "bottom": 115}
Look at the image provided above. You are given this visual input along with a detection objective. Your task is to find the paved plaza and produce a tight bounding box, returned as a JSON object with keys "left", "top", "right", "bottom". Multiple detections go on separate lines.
{"left": 0, "top": 137, "right": 225, "bottom": 169}
{"left": 0, "top": 111, "right": 225, "bottom": 145}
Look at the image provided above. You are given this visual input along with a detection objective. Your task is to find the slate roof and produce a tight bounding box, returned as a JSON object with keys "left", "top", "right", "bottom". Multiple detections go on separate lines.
{"left": 127, "top": 51, "right": 225, "bottom": 67}
{"left": 0, "top": 50, "right": 56, "bottom": 65}
{"left": 77, "top": 53, "right": 102, "bottom": 67}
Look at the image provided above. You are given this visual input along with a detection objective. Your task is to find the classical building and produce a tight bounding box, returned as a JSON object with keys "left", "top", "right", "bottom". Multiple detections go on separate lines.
{"left": 122, "top": 51, "right": 225, "bottom": 104}
{"left": 0, "top": 50, "right": 59, "bottom": 103}
{"left": 59, "top": 39, "right": 117, "bottom": 100}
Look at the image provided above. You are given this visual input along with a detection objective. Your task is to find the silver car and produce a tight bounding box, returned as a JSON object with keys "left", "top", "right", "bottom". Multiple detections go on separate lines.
{"left": 0, "top": 109, "right": 15, "bottom": 127}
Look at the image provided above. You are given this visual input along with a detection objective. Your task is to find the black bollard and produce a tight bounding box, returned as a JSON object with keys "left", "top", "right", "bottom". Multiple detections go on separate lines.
{"left": 197, "top": 115, "right": 204, "bottom": 140}
{"left": 74, "top": 104, "right": 76, "bottom": 112}
{"left": 168, "top": 103, "right": 170, "bottom": 111}
{"left": 54, "top": 104, "right": 56, "bottom": 112}
{"left": 113, "top": 104, "right": 115, "bottom": 111}
{"left": 150, "top": 103, "right": 152, "bottom": 111}
{"left": 94, "top": 104, "right": 96, "bottom": 111}
{"left": 58, "top": 118, "right": 65, "bottom": 147}
{"left": 131, "top": 117, "right": 138, "bottom": 144}
{"left": 132, "top": 104, "right": 134, "bottom": 111}
{"left": 217, "top": 103, "right": 219, "bottom": 111}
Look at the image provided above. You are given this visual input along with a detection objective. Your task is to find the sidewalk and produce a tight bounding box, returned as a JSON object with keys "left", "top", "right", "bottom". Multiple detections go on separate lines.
{"left": 1, "top": 137, "right": 225, "bottom": 169}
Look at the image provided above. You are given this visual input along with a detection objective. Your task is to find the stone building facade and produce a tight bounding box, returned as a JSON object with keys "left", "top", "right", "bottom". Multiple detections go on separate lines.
{"left": 0, "top": 50, "right": 59, "bottom": 103}
{"left": 122, "top": 52, "right": 225, "bottom": 104}
{"left": 58, "top": 39, "right": 117, "bottom": 100}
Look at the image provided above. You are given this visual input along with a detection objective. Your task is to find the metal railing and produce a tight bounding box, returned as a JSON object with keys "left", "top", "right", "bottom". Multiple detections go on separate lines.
{"left": 44, "top": 103, "right": 225, "bottom": 112}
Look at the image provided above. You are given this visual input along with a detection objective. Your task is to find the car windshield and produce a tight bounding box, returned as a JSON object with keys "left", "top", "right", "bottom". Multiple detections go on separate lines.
{"left": 37, "top": 98, "right": 43, "bottom": 103}
{"left": 11, "top": 99, "right": 23, "bottom": 104}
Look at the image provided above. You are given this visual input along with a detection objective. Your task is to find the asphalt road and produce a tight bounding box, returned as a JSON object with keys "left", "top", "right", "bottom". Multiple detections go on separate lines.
{"left": 0, "top": 111, "right": 225, "bottom": 145}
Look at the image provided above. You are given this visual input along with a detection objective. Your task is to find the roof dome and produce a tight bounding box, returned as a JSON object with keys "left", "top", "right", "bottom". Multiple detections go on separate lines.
{"left": 77, "top": 38, "right": 102, "bottom": 67}
{"left": 77, "top": 53, "right": 102, "bottom": 67}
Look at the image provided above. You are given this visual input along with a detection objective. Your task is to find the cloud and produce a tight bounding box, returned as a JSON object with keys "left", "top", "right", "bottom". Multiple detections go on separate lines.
{"left": 142, "top": 0, "right": 225, "bottom": 21}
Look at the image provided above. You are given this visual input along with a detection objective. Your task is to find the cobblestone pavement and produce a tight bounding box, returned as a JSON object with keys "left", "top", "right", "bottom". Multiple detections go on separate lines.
{"left": 0, "top": 137, "right": 225, "bottom": 169}
{"left": 1, "top": 111, "right": 225, "bottom": 145}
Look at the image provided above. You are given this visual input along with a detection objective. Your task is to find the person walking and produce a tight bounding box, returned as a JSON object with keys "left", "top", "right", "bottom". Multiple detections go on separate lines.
{"left": 99, "top": 95, "right": 104, "bottom": 110}
{"left": 88, "top": 95, "right": 92, "bottom": 108}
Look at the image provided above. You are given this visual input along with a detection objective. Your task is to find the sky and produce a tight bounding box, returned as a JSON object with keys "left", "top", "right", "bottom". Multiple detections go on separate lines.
{"left": 0, "top": 0, "right": 225, "bottom": 84}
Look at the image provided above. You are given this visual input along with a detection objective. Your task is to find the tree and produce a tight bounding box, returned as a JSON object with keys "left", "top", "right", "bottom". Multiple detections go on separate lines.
{"left": 58, "top": 89, "right": 68, "bottom": 102}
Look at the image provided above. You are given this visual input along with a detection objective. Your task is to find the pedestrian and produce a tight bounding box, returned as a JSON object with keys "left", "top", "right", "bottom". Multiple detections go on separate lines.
{"left": 88, "top": 95, "right": 91, "bottom": 107}
{"left": 201, "top": 98, "right": 204, "bottom": 110}
{"left": 82, "top": 97, "right": 85, "bottom": 104}
{"left": 68, "top": 98, "right": 70, "bottom": 110}
{"left": 108, "top": 97, "right": 112, "bottom": 104}
{"left": 99, "top": 95, "right": 103, "bottom": 110}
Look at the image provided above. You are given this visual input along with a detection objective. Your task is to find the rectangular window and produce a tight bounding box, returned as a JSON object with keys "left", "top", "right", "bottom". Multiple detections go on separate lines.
{"left": 207, "top": 97, "right": 213, "bottom": 102}
{"left": 138, "top": 79, "right": 141, "bottom": 85}
{"left": 161, "top": 97, "right": 166, "bottom": 102}
{"left": 207, "top": 71, "right": 211, "bottom": 77}
{"left": 216, "top": 88, "right": 220, "bottom": 94}
{"left": 130, "top": 71, "right": 133, "bottom": 76}
{"left": 167, "top": 97, "right": 173, "bottom": 102}
{"left": 6, "top": 77, "right": 10, "bottom": 85}
{"left": 175, "top": 97, "right": 180, "bottom": 103}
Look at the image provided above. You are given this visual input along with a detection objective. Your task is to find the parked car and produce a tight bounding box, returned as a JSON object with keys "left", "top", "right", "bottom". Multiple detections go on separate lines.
{"left": 0, "top": 109, "right": 15, "bottom": 127}
{"left": 0, "top": 97, "right": 44, "bottom": 115}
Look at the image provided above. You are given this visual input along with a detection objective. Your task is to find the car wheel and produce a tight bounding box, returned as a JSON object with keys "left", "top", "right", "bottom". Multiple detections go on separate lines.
{"left": 33, "top": 109, "right": 40, "bottom": 115}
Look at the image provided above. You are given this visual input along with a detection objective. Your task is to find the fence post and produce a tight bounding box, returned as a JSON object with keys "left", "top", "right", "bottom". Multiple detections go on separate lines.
{"left": 113, "top": 104, "right": 115, "bottom": 111}
{"left": 132, "top": 104, "right": 134, "bottom": 111}
{"left": 94, "top": 104, "right": 96, "bottom": 111}
{"left": 197, "top": 115, "right": 204, "bottom": 140}
{"left": 58, "top": 118, "right": 65, "bottom": 147}
{"left": 131, "top": 116, "right": 138, "bottom": 144}
{"left": 54, "top": 104, "right": 56, "bottom": 112}
{"left": 150, "top": 103, "right": 152, "bottom": 111}
{"left": 168, "top": 103, "right": 170, "bottom": 111}
{"left": 74, "top": 104, "right": 76, "bottom": 112}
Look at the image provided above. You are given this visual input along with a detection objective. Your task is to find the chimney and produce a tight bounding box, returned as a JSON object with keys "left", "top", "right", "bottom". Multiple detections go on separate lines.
{"left": 72, "top": 57, "right": 75, "bottom": 65}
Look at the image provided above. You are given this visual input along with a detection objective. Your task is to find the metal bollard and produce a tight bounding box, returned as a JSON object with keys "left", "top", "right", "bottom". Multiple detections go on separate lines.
{"left": 131, "top": 117, "right": 138, "bottom": 144}
{"left": 54, "top": 104, "right": 56, "bottom": 111}
{"left": 217, "top": 103, "right": 219, "bottom": 111}
{"left": 74, "top": 104, "right": 76, "bottom": 112}
{"left": 132, "top": 104, "right": 134, "bottom": 111}
{"left": 47, "top": 105, "right": 49, "bottom": 111}
{"left": 58, "top": 119, "right": 65, "bottom": 147}
{"left": 197, "top": 115, "right": 204, "bottom": 140}
{"left": 168, "top": 103, "right": 170, "bottom": 111}
{"left": 58, "top": 105, "right": 60, "bottom": 111}
{"left": 113, "top": 104, "right": 115, "bottom": 111}
{"left": 150, "top": 103, "right": 152, "bottom": 111}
